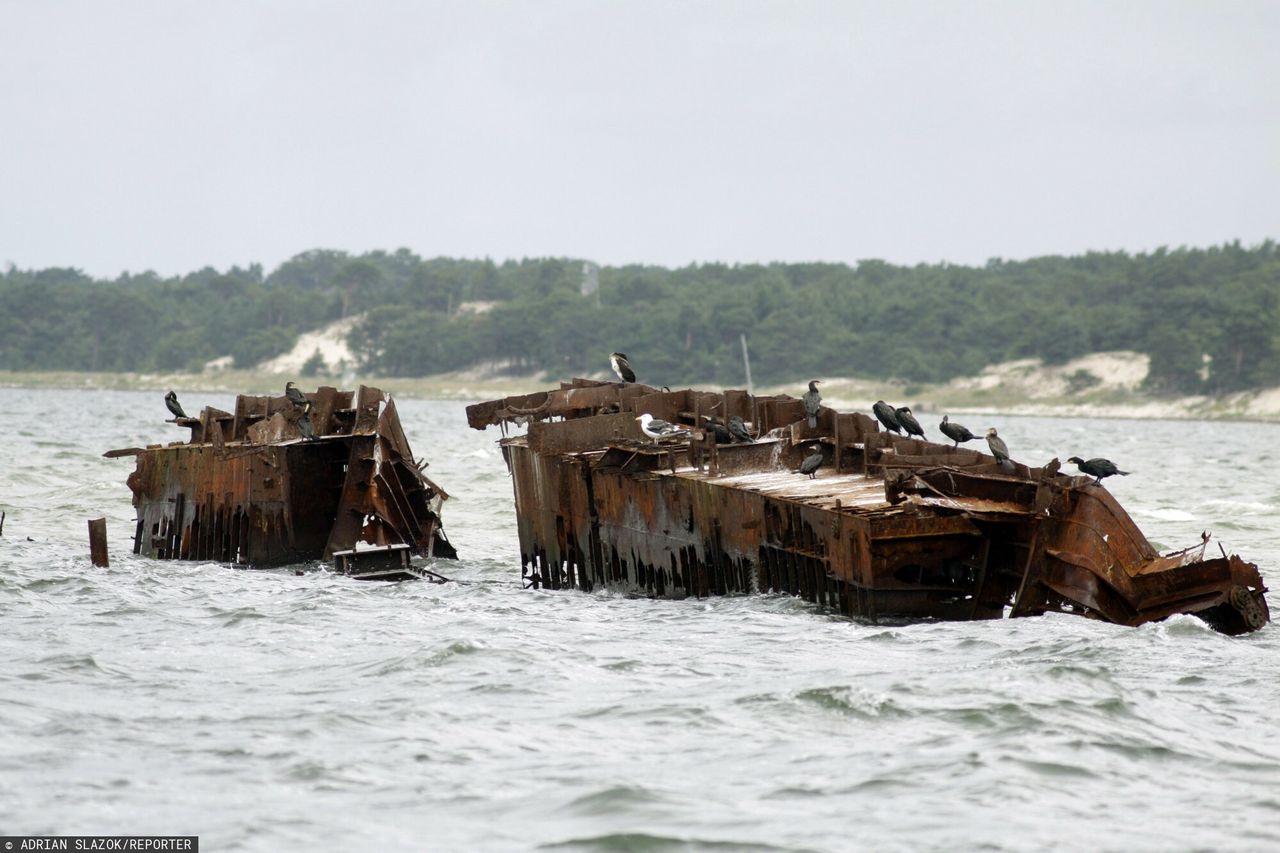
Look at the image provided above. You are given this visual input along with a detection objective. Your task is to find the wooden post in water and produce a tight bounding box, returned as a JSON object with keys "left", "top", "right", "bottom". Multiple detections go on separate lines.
{"left": 88, "top": 517, "right": 109, "bottom": 567}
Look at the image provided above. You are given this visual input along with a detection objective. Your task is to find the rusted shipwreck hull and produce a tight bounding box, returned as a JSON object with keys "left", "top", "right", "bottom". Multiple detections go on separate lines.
{"left": 109, "top": 385, "right": 455, "bottom": 567}
{"left": 468, "top": 379, "right": 1269, "bottom": 635}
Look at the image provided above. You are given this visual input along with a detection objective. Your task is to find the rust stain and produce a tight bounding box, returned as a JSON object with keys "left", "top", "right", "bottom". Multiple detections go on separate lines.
{"left": 470, "top": 378, "right": 1269, "bottom": 635}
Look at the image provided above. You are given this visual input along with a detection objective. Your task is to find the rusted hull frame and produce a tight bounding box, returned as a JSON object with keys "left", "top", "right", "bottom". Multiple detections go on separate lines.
{"left": 473, "top": 380, "right": 1269, "bottom": 635}
{"left": 507, "top": 440, "right": 1006, "bottom": 622}
{"left": 113, "top": 386, "right": 456, "bottom": 568}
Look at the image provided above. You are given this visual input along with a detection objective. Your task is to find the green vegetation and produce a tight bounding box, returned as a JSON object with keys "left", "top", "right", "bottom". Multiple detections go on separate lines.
{"left": 2, "top": 242, "right": 1278, "bottom": 395}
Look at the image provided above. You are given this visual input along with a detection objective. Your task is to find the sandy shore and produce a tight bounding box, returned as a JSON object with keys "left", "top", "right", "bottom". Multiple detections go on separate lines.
{"left": 3, "top": 351, "right": 1279, "bottom": 422}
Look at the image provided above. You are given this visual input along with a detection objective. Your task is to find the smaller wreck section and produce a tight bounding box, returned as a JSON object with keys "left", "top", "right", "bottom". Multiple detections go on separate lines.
{"left": 468, "top": 379, "right": 1269, "bottom": 635}
{"left": 108, "top": 385, "right": 455, "bottom": 567}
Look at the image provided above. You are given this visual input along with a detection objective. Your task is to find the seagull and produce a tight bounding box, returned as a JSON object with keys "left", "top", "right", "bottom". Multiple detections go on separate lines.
{"left": 872, "top": 401, "right": 902, "bottom": 435}
{"left": 939, "top": 415, "right": 977, "bottom": 447}
{"left": 728, "top": 415, "right": 754, "bottom": 443}
{"left": 986, "top": 427, "right": 1013, "bottom": 470}
{"left": 797, "top": 445, "right": 823, "bottom": 479}
{"left": 802, "top": 380, "right": 822, "bottom": 429}
{"left": 895, "top": 406, "right": 925, "bottom": 440}
{"left": 164, "top": 390, "right": 187, "bottom": 420}
{"left": 1067, "top": 456, "right": 1129, "bottom": 486}
{"left": 610, "top": 352, "right": 637, "bottom": 383}
{"left": 285, "top": 381, "right": 308, "bottom": 409}
{"left": 636, "top": 413, "right": 689, "bottom": 443}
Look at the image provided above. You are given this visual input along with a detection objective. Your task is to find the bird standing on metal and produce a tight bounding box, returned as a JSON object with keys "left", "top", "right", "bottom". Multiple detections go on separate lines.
{"left": 635, "top": 413, "right": 689, "bottom": 443}
{"left": 164, "top": 390, "right": 187, "bottom": 420}
{"left": 939, "top": 415, "right": 976, "bottom": 447}
{"left": 797, "top": 445, "right": 823, "bottom": 479}
{"left": 872, "top": 401, "right": 902, "bottom": 435}
{"left": 285, "top": 381, "right": 308, "bottom": 409}
{"left": 802, "top": 380, "right": 822, "bottom": 429}
{"left": 896, "top": 406, "right": 925, "bottom": 440}
{"left": 703, "top": 417, "right": 732, "bottom": 444}
{"left": 610, "top": 352, "right": 637, "bottom": 383}
{"left": 1067, "top": 456, "right": 1129, "bottom": 486}
{"left": 297, "top": 411, "right": 316, "bottom": 441}
{"left": 985, "top": 427, "right": 1013, "bottom": 470}
{"left": 727, "top": 415, "right": 754, "bottom": 443}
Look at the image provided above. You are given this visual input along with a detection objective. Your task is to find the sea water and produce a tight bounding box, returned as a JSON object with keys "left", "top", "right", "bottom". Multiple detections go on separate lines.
{"left": 1, "top": 388, "right": 1278, "bottom": 851}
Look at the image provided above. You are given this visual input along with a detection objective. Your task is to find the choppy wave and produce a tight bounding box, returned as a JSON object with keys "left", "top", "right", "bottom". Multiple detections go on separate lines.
{"left": 1, "top": 391, "right": 1279, "bottom": 851}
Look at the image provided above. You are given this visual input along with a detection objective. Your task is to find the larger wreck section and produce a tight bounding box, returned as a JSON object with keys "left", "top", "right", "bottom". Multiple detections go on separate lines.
{"left": 109, "top": 385, "right": 455, "bottom": 567}
{"left": 468, "top": 379, "right": 1269, "bottom": 635}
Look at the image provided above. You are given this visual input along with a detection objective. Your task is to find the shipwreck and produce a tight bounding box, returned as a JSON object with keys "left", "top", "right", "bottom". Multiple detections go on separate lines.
{"left": 468, "top": 379, "right": 1270, "bottom": 635}
{"left": 107, "top": 385, "right": 455, "bottom": 569}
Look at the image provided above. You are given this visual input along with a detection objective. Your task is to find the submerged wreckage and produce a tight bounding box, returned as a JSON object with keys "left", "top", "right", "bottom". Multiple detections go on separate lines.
{"left": 469, "top": 379, "right": 1270, "bottom": 635}
{"left": 107, "top": 385, "right": 455, "bottom": 572}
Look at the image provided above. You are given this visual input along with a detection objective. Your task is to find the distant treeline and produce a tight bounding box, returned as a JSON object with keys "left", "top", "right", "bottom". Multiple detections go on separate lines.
{"left": 2, "top": 242, "right": 1278, "bottom": 394}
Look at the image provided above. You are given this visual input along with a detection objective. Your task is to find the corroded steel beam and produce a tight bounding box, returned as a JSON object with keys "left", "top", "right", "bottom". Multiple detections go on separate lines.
{"left": 470, "top": 381, "right": 1269, "bottom": 634}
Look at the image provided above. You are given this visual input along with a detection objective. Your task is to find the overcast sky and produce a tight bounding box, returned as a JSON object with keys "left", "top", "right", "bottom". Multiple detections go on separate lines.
{"left": 2, "top": 1, "right": 1277, "bottom": 278}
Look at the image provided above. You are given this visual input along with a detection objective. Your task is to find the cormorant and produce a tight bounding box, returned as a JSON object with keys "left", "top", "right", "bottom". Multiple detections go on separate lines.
{"left": 285, "top": 381, "right": 308, "bottom": 409}
{"left": 1067, "top": 456, "right": 1129, "bottom": 486}
{"left": 610, "top": 352, "right": 637, "bottom": 383}
{"left": 704, "top": 417, "right": 733, "bottom": 444}
{"left": 797, "top": 445, "right": 823, "bottom": 479}
{"left": 872, "top": 401, "right": 902, "bottom": 434}
{"left": 728, "top": 415, "right": 754, "bottom": 443}
{"left": 802, "top": 380, "right": 822, "bottom": 429}
{"left": 939, "top": 415, "right": 976, "bottom": 447}
{"left": 896, "top": 406, "right": 925, "bottom": 440}
{"left": 164, "top": 390, "right": 187, "bottom": 420}
{"left": 636, "top": 413, "right": 689, "bottom": 443}
{"left": 985, "top": 427, "right": 1013, "bottom": 470}
{"left": 297, "top": 412, "right": 315, "bottom": 441}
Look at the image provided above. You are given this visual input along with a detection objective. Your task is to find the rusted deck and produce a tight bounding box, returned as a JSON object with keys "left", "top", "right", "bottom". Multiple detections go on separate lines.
{"left": 109, "top": 385, "right": 455, "bottom": 567}
{"left": 469, "top": 378, "right": 1269, "bottom": 635}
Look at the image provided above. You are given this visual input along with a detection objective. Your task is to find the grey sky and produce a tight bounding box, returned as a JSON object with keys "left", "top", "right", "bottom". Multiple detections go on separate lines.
{"left": 2, "top": 0, "right": 1277, "bottom": 278}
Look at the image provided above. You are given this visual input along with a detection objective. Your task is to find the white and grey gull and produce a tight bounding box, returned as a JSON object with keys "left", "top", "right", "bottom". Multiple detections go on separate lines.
{"left": 636, "top": 413, "right": 689, "bottom": 443}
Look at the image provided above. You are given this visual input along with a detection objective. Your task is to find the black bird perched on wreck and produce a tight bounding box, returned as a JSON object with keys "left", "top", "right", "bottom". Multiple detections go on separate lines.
{"left": 802, "top": 380, "right": 822, "bottom": 429}
{"left": 610, "top": 352, "right": 636, "bottom": 383}
{"left": 297, "top": 412, "right": 316, "bottom": 441}
{"left": 1067, "top": 456, "right": 1129, "bottom": 486}
{"left": 985, "top": 427, "right": 1014, "bottom": 470}
{"left": 797, "top": 445, "right": 823, "bottom": 479}
{"left": 728, "top": 415, "right": 754, "bottom": 443}
{"left": 704, "top": 417, "right": 733, "bottom": 444}
{"left": 872, "top": 401, "right": 902, "bottom": 435}
{"left": 939, "top": 415, "right": 976, "bottom": 447}
{"left": 285, "top": 381, "right": 308, "bottom": 409}
{"left": 296, "top": 400, "right": 316, "bottom": 441}
{"left": 164, "top": 390, "right": 187, "bottom": 420}
{"left": 896, "top": 406, "right": 925, "bottom": 440}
